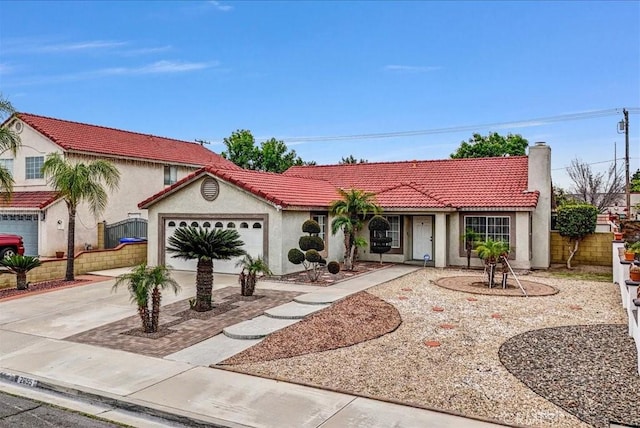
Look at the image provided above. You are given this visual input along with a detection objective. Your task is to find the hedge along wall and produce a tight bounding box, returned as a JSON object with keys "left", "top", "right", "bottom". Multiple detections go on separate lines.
{"left": 0, "top": 242, "right": 147, "bottom": 289}
{"left": 550, "top": 231, "right": 613, "bottom": 267}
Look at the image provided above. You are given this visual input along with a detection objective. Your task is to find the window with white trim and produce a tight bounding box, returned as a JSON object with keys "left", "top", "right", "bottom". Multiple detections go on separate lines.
{"left": 164, "top": 165, "right": 177, "bottom": 185}
{"left": 464, "top": 216, "right": 510, "bottom": 244}
{"left": 385, "top": 215, "right": 400, "bottom": 248}
{"left": 25, "top": 156, "right": 44, "bottom": 179}
{"left": 0, "top": 159, "right": 14, "bottom": 177}
{"left": 311, "top": 214, "right": 327, "bottom": 241}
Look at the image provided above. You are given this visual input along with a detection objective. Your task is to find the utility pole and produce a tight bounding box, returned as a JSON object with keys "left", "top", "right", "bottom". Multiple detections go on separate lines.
{"left": 620, "top": 109, "right": 630, "bottom": 217}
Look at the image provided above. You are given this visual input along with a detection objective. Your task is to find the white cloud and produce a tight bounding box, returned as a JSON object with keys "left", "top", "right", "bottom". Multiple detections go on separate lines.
{"left": 1, "top": 38, "right": 127, "bottom": 55}
{"left": 121, "top": 45, "right": 173, "bottom": 56}
{"left": 102, "top": 60, "right": 216, "bottom": 75}
{"left": 208, "top": 1, "right": 233, "bottom": 11}
{"left": 384, "top": 65, "right": 441, "bottom": 73}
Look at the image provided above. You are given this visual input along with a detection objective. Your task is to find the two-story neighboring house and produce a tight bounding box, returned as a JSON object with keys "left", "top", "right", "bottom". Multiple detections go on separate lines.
{"left": 0, "top": 113, "right": 238, "bottom": 256}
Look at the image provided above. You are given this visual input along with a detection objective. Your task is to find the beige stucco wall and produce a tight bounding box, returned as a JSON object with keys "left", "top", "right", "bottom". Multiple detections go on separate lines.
{"left": 2, "top": 119, "right": 201, "bottom": 257}
{"left": 145, "top": 175, "right": 291, "bottom": 273}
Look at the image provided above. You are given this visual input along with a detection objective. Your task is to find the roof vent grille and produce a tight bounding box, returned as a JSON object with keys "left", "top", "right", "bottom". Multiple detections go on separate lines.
{"left": 201, "top": 178, "right": 220, "bottom": 201}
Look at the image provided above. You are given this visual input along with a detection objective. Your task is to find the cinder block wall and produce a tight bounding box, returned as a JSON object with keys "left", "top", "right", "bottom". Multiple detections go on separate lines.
{"left": 0, "top": 243, "right": 147, "bottom": 289}
{"left": 550, "top": 231, "right": 613, "bottom": 266}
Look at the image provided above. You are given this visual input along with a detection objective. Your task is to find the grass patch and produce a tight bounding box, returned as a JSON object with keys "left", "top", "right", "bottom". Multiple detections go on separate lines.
{"left": 547, "top": 271, "right": 613, "bottom": 282}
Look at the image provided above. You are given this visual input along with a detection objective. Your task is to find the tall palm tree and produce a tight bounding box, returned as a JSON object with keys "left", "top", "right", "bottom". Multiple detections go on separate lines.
{"left": 0, "top": 255, "right": 41, "bottom": 290}
{"left": 0, "top": 95, "right": 21, "bottom": 197}
{"left": 42, "top": 153, "right": 120, "bottom": 281}
{"left": 112, "top": 264, "right": 179, "bottom": 333}
{"left": 167, "top": 226, "right": 245, "bottom": 312}
{"left": 330, "top": 188, "right": 380, "bottom": 270}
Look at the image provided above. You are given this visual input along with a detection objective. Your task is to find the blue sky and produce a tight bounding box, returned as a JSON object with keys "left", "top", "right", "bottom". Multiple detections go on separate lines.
{"left": 1, "top": 1, "right": 638, "bottom": 189}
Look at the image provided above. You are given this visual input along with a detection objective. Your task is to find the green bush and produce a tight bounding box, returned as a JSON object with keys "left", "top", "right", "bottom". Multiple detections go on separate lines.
{"left": 327, "top": 261, "right": 341, "bottom": 274}
{"left": 287, "top": 248, "right": 305, "bottom": 265}
{"left": 302, "top": 219, "right": 321, "bottom": 234}
{"left": 557, "top": 204, "right": 598, "bottom": 240}
{"left": 299, "top": 235, "right": 325, "bottom": 251}
{"left": 305, "top": 249, "right": 322, "bottom": 263}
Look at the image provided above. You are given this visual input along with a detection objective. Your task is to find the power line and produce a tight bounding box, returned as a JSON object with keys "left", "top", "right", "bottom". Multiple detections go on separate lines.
{"left": 551, "top": 157, "right": 640, "bottom": 171}
{"left": 274, "top": 107, "right": 640, "bottom": 143}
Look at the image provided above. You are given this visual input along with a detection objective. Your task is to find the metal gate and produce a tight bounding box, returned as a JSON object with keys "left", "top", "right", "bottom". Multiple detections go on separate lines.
{"left": 105, "top": 218, "right": 147, "bottom": 249}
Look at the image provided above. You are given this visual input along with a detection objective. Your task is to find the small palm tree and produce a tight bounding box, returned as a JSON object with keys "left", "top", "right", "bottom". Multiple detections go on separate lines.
{"left": 476, "top": 239, "right": 510, "bottom": 287}
{"left": 0, "top": 95, "right": 21, "bottom": 197}
{"left": 167, "top": 226, "right": 245, "bottom": 312}
{"left": 236, "top": 254, "right": 272, "bottom": 297}
{"left": 0, "top": 255, "right": 41, "bottom": 290}
{"left": 42, "top": 153, "right": 120, "bottom": 281}
{"left": 112, "top": 264, "right": 179, "bottom": 333}
{"left": 330, "top": 188, "right": 380, "bottom": 270}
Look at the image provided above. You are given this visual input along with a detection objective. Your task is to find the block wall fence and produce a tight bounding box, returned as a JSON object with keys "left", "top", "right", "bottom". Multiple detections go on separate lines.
{"left": 0, "top": 242, "right": 147, "bottom": 289}
{"left": 550, "top": 231, "right": 613, "bottom": 267}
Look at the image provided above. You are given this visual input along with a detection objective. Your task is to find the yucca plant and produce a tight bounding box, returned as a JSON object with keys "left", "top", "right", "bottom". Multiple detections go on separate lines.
{"left": 236, "top": 254, "right": 272, "bottom": 297}
{"left": 167, "top": 226, "right": 245, "bottom": 312}
{"left": 476, "top": 239, "right": 510, "bottom": 287}
{"left": 0, "top": 255, "right": 41, "bottom": 290}
{"left": 461, "top": 228, "right": 480, "bottom": 269}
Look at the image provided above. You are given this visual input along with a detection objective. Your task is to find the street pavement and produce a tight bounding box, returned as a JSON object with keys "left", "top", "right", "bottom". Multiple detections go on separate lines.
{"left": 0, "top": 265, "right": 505, "bottom": 427}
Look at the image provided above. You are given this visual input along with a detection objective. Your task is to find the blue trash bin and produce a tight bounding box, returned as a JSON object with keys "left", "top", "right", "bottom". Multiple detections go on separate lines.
{"left": 119, "top": 237, "right": 146, "bottom": 244}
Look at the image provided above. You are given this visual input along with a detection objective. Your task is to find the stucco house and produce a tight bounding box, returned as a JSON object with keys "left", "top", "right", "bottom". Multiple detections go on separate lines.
{"left": 0, "top": 113, "right": 237, "bottom": 256}
{"left": 140, "top": 142, "right": 552, "bottom": 275}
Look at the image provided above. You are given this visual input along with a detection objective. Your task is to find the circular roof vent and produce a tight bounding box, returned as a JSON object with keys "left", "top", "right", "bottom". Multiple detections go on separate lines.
{"left": 13, "top": 121, "right": 23, "bottom": 134}
{"left": 201, "top": 177, "right": 220, "bottom": 201}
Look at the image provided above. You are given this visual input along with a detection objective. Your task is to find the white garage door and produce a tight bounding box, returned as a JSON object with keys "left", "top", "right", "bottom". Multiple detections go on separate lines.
{"left": 164, "top": 219, "right": 265, "bottom": 274}
{"left": 0, "top": 212, "right": 39, "bottom": 256}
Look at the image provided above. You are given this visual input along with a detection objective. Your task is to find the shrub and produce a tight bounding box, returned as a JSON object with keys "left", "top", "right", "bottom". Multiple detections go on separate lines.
{"left": 299, "top": 235, "right": 325, "bottom": 251}
{"left": 305, "top": 249, "right": 322, "bottom": 263}
{"left": 556, "top": 203, "right": 598, "bottom": 268}
{"left": 287, "top": 248, "right": 305, "bottom": 265}
{"left": 302, "top": 219, "right": 321, "bottom": 234}
{"left": 327, "top": 261, "right": 341, "bottom": 274}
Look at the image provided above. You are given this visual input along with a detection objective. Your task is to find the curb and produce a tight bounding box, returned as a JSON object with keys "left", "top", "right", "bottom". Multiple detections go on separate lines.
{"left": 0, "top": 371, "right": 241, "bottom": 428}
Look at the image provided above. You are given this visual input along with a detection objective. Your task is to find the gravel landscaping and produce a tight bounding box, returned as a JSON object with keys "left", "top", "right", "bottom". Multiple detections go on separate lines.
{"left": 219, "top": 268, "right": 638, "bottom": 428}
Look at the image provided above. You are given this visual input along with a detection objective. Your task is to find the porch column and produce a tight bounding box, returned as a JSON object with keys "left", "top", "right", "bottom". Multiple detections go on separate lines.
{"left": 434, "top": 213, "right": 447, "bottom": 268}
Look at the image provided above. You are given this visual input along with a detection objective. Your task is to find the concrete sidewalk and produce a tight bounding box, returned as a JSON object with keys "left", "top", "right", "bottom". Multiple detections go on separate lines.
{"left": 0, "top": 265, "right": 503, "bottom": 427}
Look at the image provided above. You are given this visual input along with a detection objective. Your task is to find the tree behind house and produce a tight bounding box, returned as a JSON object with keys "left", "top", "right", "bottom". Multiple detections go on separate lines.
{"left": 450, "top": 132, "right": 528, "bottom": 158}
{"left": 42, "top": 153, "right": 120, "bottom": 281}
{"left": 566, "top": 158, "right": 624, "bottom": 213}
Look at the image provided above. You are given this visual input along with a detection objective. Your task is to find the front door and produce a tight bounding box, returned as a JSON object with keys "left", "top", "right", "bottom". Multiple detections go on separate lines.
{"left": 412, "top": 216, "right": 433, "bottom": 261}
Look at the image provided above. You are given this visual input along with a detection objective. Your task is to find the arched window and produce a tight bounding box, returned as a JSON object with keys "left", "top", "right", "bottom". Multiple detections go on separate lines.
{"left": 203, "top": 222, "right": 211, "bottom": 228}
{"left": 227, "top": 222, "right": 236, "bottom": 228}
{"left": 168, "top": 221, "right": 176, "bottom": 227}
{"left": 191, "top": 221, "right": 199, "bottom": 227}
{"left": 252, "top": 222, "right": 262, "bottom": 229}
{"left": 215, "top": 222, "right": 223, "bottom": 228}
{"left": 240, "top": 222, "right": 249, "bottom": 228}
{"left": 179, "top": 221, "right": 187, "bottom": 227}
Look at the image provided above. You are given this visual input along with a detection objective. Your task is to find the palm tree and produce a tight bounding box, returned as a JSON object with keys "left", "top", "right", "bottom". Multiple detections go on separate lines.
{"left": 42, "top": 153, "right": 120, "bottom": 281}
{"left": 236, "top": 254, "right": 272, "bottom": 297}
{"left": 0, "top": 255, "right": 41, "bottom": 290}
{"left": 0, "top": 95, "right": 21, "bottom": 197}
{"left": 112, "top": 264, "right": 179, "bottom": 333}
{"left": 476, "top": 239, "right": 510, "bottom": 287}
{"left": 167, "top": 226, "right": 246, "bottom": 312}
{"left": 330, "top": 188, "right": 381, "bottom": 270}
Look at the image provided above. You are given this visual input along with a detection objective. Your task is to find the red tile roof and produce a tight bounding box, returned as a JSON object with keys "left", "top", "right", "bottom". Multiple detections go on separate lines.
{"left": 139, "top": 166, "right": 340, "bottom": 209}
{"left": 14, "top": 113, "right": 239, "bottom": 169}
{"left": 0, "top": 191, "right": 60, "bottom": 209}
{"left": 140, "top": 156, "right": 539, "bottom": 210}
{"left": 284, "top": 157, "right": 539, "bottom": 209}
